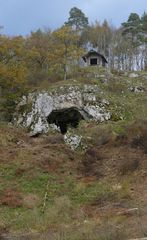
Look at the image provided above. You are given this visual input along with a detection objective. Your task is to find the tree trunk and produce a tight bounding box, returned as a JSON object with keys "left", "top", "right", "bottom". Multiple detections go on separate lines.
{"left": 64, "top": 65, "right": 67, "bottom": 80}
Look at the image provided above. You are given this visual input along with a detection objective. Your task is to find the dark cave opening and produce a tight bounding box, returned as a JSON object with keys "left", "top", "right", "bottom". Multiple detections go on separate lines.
{"left": 47, "top": 107, "right": 85, "bottom": 134}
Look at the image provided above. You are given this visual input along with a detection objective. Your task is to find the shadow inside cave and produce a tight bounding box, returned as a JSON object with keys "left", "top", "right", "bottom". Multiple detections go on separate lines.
{"left": 47, "top": 107, "right": 85, "bottom": 134}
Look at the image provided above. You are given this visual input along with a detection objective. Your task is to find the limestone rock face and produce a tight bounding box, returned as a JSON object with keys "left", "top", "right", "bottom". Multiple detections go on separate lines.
{"left": 129, "top": 73, "right": 139, "bottom": 78}
{"left": 130, "top": 86, "right": 146, "bottom": 93}
{"left": 15, "top": 85, "right": 111, "bottom": 136}
{"left": 64, "top": 132, "right": 82, "bottom": 150}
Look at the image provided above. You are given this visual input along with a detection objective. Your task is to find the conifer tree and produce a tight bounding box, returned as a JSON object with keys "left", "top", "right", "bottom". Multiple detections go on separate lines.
{"left": 65, "top": 7, "right": 89, "bottom": 31}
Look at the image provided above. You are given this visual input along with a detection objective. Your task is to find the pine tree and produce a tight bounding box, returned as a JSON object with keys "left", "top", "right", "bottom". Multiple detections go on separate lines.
{"left": 65, "top": 7, "right": 89, "bottom": 31}
{"left": 121, "top": 13, "right": 141, "bottom": 46}
{"left": 141, "top": 12, "right": 147, "bottom": 42}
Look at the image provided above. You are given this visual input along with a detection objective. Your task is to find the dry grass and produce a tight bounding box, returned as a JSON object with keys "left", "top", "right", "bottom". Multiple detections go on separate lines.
{"left": 81, "top": 147, "right": 103, "bottom": 177}
{"left": 0, "top": 117, "right": 147, "bottom": 237}
{"left": 118, "top": 155, "right": 140, "bottom": 175}
{"left": 0, "top": 188, "right": 23, "bottom": 208}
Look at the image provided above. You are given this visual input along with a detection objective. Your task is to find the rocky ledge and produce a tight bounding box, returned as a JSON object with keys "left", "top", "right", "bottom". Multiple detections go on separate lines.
{"left": 14, "top": 84, "right": 111, "bottom": 137}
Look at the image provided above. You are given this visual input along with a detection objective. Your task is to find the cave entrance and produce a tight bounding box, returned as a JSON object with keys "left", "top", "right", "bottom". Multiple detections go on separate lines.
{"left": 47, "top": 107, "right": 85, "bottom": 134}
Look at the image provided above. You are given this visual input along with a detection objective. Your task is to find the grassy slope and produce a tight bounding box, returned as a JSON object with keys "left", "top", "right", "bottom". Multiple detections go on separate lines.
{"left": 0, "top": 70, "right": 147, "bottom": 239}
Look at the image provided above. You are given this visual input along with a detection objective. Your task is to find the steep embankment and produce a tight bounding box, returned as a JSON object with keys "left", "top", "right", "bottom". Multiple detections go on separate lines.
{"left": 0, "top": 121, "right": 147, "bottom": 239}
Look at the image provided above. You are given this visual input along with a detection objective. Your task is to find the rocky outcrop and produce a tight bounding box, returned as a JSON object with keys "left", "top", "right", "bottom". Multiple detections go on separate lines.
{"left": 15, "top": 85, "right": 111, "bottom": 136}
{"left": 129, "top": 73, "right": 139, "bottom": 78}
{"left": 129, "top": 86, "right": 146, "bottom": 93}
{"left": 64, "top": 132, "right": 82, "bottom": 150}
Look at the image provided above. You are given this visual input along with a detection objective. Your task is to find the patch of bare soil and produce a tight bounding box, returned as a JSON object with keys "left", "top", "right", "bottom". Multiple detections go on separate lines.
{"left": 0, "top": 188, "right": 23, "bottom": 208}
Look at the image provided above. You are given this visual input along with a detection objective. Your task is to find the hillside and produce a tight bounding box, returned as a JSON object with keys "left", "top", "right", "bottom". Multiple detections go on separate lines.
{"left": 0, "top": 70, "right": 147, "bottom": 239}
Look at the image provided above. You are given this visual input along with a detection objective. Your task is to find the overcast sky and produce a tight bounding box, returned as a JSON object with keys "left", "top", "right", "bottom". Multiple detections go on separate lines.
{"left": 0, "top": 0, "right": 147, "bottom": 36}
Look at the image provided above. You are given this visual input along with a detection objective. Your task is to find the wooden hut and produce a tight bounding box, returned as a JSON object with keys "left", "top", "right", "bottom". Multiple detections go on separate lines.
{"left": 82, "top": 50, "right": 108, "bottom": 67}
